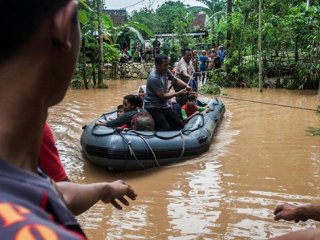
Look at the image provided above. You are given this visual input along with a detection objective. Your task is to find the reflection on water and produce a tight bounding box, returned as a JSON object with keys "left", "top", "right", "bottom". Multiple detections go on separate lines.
{"left": 49, "top": 81, "right": 320, "bottom": 239}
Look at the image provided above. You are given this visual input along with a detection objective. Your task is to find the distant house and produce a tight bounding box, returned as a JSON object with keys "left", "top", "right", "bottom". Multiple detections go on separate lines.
{"left": 189, "top": 12, "right": 206, "bottom": 30}
{"left": 104, "top": 9, "right": 128, "bottom": 26}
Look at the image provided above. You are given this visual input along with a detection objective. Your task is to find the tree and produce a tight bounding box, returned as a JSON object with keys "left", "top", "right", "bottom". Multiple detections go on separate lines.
{"left": 156, "top": 1, "right": 191, "bottom": 33}
{"left": 195, "top": 0, "right": 225, "bottom": 46}
{"left": 96, "top": 0, "right": 104, "bottom": 87}
{"left": 226, "top": 0, "right": 233, "bottom": 49}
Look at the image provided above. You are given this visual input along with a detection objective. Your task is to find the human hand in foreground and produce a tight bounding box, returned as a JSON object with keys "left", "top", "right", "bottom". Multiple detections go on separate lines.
{"left": 101, "top": 180, "right": 137, "bottom": 210}
{"left": 55, "top": 180, "right": 137, "bottom": 215}
{"left": 274, "top": 203, "right": 309, "bottom": 222}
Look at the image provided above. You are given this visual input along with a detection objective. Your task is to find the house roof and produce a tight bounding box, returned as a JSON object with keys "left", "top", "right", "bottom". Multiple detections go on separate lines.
{"left": 190, "top": 13, "right": 206, "bottom": 30}
{"left": 104, "top": 9, "right": 128, "bottom": 26}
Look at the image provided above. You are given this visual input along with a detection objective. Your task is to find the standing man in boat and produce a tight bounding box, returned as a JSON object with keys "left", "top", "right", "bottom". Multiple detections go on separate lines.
{"left": 144, "top": 54, "right": 191, "bottom": 131}
{"left": 0, "top": 1, "right": 137, "bottom": 239}
{"left": 174, "top": 48, "right": 195, "bottom": 105}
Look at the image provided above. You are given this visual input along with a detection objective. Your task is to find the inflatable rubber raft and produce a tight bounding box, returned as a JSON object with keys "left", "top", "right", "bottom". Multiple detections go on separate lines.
{"left": 81, "top": 98, "right": 225, "bottom": 171}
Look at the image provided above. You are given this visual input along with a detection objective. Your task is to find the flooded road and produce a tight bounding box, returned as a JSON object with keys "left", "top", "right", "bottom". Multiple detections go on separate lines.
{"left": 48, "top": 80, "right": 320, "bottom": 239}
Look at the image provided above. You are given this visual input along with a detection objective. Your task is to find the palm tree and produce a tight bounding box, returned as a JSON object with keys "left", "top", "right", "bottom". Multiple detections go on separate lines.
{"left": 102, "top": 14, "right": 153, "bottom": 78}
{"left": 102, "top": 14, "right": 153, "bottom": 47}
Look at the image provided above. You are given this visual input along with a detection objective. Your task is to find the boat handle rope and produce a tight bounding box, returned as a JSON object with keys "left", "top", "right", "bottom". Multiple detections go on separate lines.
{"left": 130, "top": 131, "right": 161, "bottom": 167}
{"left": 117, "top": 129, "right": 146, "bottom": 169}
{"left": 182, "top": 114, "right": 205, "bottom": 135}
{"left": 101, "top": 110, "right": 117, "bottom": 121}
{"left": 91, "top": 113, "right": 204, "bottom": 137}
{"left": 174, "top": 131, "right": 185, "bottom": 164}
{"left": 129, "top": 130, "right": 186, "bottom": 167}
{"left": 91, "top": 125, "right": 115, "bottom": 136}
{"left": 90, "top": 98, "right": 218, "bottom": 137}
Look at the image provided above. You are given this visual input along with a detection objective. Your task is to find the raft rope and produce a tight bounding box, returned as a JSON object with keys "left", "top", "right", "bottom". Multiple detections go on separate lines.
{"left": 129, "top": 131, "right": 161, "bottom": 167}
{"left": 117, "top": 129, "right": 146, "bottom": 169}
{"left": 128, "top": 130, "right": 186, "bottom": 167}
{"left": 175, "top": 131, "right": 185, "bottom": 164}
{"left": 215, "top": 95, "right": 319, "bottom": 112}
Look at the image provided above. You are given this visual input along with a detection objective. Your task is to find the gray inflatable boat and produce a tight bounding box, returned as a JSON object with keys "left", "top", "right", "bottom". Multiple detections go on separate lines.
{"left": 81, "top": 98, "right": 225, "bottom": 171}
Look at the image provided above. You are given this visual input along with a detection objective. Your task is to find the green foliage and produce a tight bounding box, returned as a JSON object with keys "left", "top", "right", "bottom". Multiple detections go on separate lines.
{"left": 200, "top": 82, "right": 222, "bottom": 95}
{"left": 307, "top": 127, "right": 320, "bottom": 136}
{"left": 104, "top": 44, "right": 120, "bottom": 63}
{"left": 156, "top": 1, "right": 190, "bottom": 33}
{"left": 129, "top": 1, "right": 197, "bottom": 35}
{"left": 75, "top": 0, "right": 153, "bottom": 88}
{"left": 77, "top": 0, "right": 320, "bottom": 91}
{"left": 130, "top": 8, "right": 158, "bottom": 37}
{"left": 70, "top": 78, "right": 84, "bottom": 89}
{"left": 200, "top": 0, "right": 320, "bottom": 90}
{"left": 97, "top": 82, "right": 108, "bottom": 89}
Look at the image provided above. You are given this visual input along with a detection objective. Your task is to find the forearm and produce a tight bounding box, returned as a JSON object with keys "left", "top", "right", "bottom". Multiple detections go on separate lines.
{"left": 55, "top": 181, "right": 111, "bottom": 216}
{"left": 185, "top": 115, "right": 194, "bottom": 122}
{"left": 181, "top": 109, "right": 188, "bottom": 121}
{"left": 173, "top": 77, "right": 189, "bottom": 88}
{"left": 299, "top": 204, "right": 320, "bottom": 221}
{"left": 270, "top": 228, "right": 320, "bottom": 240}
{"left": 182, "top": 71, "right": 192, "bottom": 80}
{"left": 161, "top": 91, "right": 181, "bottom": 100}
{"left": 106, "top": 114, "right": 131, "bottom": 128}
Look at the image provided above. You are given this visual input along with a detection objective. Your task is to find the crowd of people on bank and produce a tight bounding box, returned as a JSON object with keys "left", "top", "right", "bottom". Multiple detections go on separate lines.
{"left": 1, "top": 1, "right": 320, "bottom": 239}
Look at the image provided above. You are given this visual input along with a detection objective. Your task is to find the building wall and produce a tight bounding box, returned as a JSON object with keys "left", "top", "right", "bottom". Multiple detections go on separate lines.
{"left": 117, "top": 62, "right": 154, "bottom": 79}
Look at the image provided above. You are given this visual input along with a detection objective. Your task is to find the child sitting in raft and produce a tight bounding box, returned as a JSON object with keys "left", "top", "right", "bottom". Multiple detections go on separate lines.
{"left": 96, "top": 95, "right": 140, "bottom": 129}
{"left": 106, "top": 104, "right": 128, "bottom": 129}
{"left": 108, "top": 104, "right": 125, "bottom": 121}
{"left": 181, "top": 94, "right": 209, "bottom": 123}
{"left": 116, "top": 104, "right": 125, "bottom": 117}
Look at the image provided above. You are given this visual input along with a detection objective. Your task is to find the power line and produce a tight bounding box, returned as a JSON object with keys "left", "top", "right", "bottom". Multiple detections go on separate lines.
{"left": 123, "top": 0, "right": 146, "bottom": 9}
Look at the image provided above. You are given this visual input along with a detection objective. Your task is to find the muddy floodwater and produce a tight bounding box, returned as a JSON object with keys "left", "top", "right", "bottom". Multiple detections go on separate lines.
{"left": 48, "top": 80, "right": 320, "bottom": 239}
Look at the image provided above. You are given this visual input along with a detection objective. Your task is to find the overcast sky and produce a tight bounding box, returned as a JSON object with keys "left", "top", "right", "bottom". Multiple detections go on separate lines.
{"left": 105, "top": 0, "right": 206, "bottom": 13}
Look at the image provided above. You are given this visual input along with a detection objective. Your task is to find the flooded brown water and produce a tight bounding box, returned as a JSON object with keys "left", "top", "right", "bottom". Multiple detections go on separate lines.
{"left": 48, "top": 80, "right": 320, "bottom": 240}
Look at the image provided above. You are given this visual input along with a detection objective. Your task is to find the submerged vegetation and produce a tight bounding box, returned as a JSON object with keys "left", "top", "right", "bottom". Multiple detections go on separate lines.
{"left": 307, "top": 127, "right": 320, "bottom": 136}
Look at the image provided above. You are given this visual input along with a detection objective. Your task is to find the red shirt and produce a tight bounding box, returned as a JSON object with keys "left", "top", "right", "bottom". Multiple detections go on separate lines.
{"left": 39, "top": 123, "right": 68, "bottom": 182}
{"left": 181, "top": 104, "right": 199, "bottom": 117}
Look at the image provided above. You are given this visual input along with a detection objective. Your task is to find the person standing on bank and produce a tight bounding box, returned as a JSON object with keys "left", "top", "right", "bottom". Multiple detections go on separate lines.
{"left": 144, "top": 54, "right": 191, "bottom": 131}
{"left": 153, "top": 36, "right": 161, "bottom": 58}
{"left": 218, "top": 45, "right": 227, "bottom": 65}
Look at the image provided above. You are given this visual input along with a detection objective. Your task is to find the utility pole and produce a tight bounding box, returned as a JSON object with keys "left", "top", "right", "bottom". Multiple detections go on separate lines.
{"left": 258, "top": 0, "right": 263, "bottom": 92}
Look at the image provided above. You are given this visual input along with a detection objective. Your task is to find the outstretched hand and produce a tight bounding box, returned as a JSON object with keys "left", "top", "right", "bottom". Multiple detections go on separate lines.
{"left": 101, "top": 180, "right": 137, "bottom": 210}
{"left": 192, "top": 111, "right": 200, "bottom": 116}
{"left": 273, "top": 203, "right": 308, "bottom": 222}
{"left": 95, "top": 120, "right": 106, "bottom": 126}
